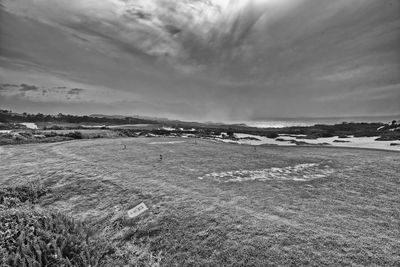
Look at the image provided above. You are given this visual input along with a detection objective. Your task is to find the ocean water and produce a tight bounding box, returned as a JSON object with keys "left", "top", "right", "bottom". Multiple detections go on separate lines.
{"left": 243, "top": 115, "right": 400, "bottom": 128}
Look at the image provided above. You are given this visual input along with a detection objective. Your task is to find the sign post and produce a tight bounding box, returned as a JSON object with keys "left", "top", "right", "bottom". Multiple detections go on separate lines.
{"left": 127, "top": 202, "right": 148, "bottom": 218}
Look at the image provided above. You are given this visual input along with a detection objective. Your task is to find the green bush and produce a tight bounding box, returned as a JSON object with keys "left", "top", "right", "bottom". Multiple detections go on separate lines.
{"left": 0, "top": 184, "right": 162, "bottom": 266}
{"left": 375, "top": 132, "right": 400, "bottom": 141}
{"left": 0, "top": 208, "right": 114, "bottom": 267}
{"left": 0, "top": 184, "right": 115, "bottom": 267}
{"left": 0, "top": 185, "right": 48, "bottom": 206}
{"left": 65, "top": 131, "right": 83, "bottom": 139}
{"left": 48, "top": 125, "right": 64, "bottom": 130}
{"left": 44, "top": 131, "right": 58, "bottom": 138}
{"left": 353, "top": 131, "right": 378, "bottom": 137}
{"left": 265, "top": 132, "right": 279, "bottom": 139}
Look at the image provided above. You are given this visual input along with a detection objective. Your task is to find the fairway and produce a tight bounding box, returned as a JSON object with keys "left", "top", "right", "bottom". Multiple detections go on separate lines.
{"left": 1, "top": 138, "right": 399, "bottom": 266}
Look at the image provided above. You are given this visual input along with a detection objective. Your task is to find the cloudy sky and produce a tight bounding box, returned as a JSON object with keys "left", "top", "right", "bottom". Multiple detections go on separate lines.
{"left": 1, "top": 0, "right": 399, "bottom": 122}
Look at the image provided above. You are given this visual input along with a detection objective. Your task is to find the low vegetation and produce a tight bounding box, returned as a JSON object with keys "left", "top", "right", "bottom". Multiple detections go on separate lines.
{"left": 0, "top": 184, "right": 160, "bottom": 266}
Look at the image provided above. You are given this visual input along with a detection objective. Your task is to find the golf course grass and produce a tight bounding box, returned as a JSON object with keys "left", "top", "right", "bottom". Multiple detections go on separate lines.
{"left": 1, "top": 137, "right": 399, "bottom": 266}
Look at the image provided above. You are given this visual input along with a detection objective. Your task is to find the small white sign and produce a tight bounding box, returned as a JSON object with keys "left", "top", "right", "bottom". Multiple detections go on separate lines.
{"left": 127, "top": 202, "right": 148, "bottom": 218}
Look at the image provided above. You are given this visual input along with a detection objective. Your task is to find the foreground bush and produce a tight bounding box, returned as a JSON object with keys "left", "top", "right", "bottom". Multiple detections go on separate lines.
{"left": 0, "top": 183, "right": 162, "bottom": 266}
{"left": 0, "top": 185, "right": 114, "bottom": 267}
{"left": 0, "top": 184, "right": 48, "bottom": 206}
{"left": 0, "top": 208, "right": 116, "bottom": 266}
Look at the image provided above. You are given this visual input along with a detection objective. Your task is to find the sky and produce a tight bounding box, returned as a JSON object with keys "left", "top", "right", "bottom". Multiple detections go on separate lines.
{"left": 0, "top": 0, "right": 399, "bottom": 122}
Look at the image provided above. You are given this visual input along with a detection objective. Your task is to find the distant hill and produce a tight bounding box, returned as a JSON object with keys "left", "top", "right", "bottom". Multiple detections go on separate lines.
{"left": 0, "top": 110, "right": 158, "bottom": 125}
{"left": 89, "top": 114, "right": 245, "bottom": 128}
{"left": 90, "top": 114, "right": 169, "bottom": 121}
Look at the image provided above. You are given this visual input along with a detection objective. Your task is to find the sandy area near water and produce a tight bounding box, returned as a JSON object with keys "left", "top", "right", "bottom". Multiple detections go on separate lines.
{"left": 216, "top": 133, "right": 400, "bottom": 152}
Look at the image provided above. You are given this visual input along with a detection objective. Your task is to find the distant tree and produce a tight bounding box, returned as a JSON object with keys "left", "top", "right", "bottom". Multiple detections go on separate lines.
{"left": 266, "top": 132, "right": 279, "bottom": 139}
{"left": 35, "top": 113, "right": 44, "bottom": 120}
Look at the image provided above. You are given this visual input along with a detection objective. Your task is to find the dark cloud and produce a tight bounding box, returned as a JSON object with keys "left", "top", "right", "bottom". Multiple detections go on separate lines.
{"left": 67, "top": 88, "right": 84, "bottom": 95}
{"left": 19, "top": 84, "right": 39, "bottom": 91}
{"left": 165, "top": 25, "right": 182, "bottom": 36}
{"left": 0, "top": 81, "right": 87, "bottom": 102}
{"left": 1, "top": 0, "right": 399, "bottom": 120}
{"left": 1, "top": 83, "right": 19, "bottom": 88}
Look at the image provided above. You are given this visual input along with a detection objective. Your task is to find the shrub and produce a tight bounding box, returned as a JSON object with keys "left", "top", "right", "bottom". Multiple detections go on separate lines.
{"left": 0, "top": 183, "right": 161, "bottom": 266}
{"left": 48, "top": 125, "right": 63, "bottom": 130}
{"left": 0, "top": 133, "right": 13, "bottom": 139}
{"left": 0, "top": 208, "right": 115, "bottom": 266}
{"left": 44, "top": 131, "right": 58, "bottom": 138}
{"left": 320, "top": 132, "right": 335, "bottom": 138}
{"left": 375, "top": 133, "right": 400, "bottom": 141}
{"left": 65, "top": 131, "right": 83, "bottom": 139}
{"left": 0, "top": 184, "right": 115, "bottom": 266}
{"left": 18, "top": 132, "right": 33, "bottom": 139}
{"left": 0, "top": 184, "right": 48, "bottom": 207}
{"left": 265, "top": 132, "right": 279, "bottom": 139}
{"left": 353, "top": 131, "right": 379, "bottom": 137}
{"left": 226, "top": 130, "right": 234, "bottom": 137}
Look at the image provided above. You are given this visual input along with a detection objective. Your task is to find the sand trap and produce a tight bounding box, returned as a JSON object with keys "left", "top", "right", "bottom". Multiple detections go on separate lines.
{"left": 162, "top": 127, "right": 177, "bottom": 131}
{"left": 198, "top": 163, "right": 335, "bottom": 183}
{"left": 217, "top": 133, "right": 400, "bottom": 151}
{"left": 148, "top": 141, "right": 186, "bottom": 145}
{"left": 19, "top": 122, "right": 38, "bottom": 129}
{"left": 108, "top": 124, "right": 152, "bottom": 128}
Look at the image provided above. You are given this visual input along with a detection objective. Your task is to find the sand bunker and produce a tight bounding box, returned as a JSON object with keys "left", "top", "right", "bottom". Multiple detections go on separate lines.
{"left": 221, "top": 133, "right": 400, "bottom": 151}
{"left": 19, "top": 122, "right": 38, "bottom": 129}
{"left": 198, "top": 163, "right": 335, "bottom": 183}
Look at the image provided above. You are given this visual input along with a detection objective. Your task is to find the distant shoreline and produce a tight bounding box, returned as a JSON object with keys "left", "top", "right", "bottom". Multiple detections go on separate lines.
{"left": 241, "top": 115, "right": 400, "bottom": 128}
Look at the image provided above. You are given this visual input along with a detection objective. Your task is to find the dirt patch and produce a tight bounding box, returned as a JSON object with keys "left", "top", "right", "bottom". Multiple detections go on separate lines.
{"left": 198, "top": 163, "right": 335, "bottom": 183}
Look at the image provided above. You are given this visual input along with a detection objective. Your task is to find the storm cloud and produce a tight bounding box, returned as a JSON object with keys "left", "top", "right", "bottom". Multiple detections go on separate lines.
{"left": 1, "top": 0, "right": 399, "bottom": 121}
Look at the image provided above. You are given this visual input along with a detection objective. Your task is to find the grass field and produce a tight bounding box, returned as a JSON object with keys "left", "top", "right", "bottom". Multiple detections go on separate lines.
{"left": 1, "top": 137, "right": 399, "bottom": 266}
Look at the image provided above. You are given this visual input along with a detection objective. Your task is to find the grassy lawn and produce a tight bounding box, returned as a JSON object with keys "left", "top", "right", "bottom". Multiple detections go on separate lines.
{"left": 1, "top": 137, "right": 399, "bottom": 266}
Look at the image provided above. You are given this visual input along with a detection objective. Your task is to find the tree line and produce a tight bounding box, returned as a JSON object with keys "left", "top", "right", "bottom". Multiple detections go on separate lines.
{"left": 0, "top": 109, "right": 156, "bottom": 125}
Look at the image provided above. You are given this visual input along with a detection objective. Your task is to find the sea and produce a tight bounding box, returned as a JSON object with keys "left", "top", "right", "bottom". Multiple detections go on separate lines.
{"left": 241, "top": 115, "right": 400, "bottom": 128}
